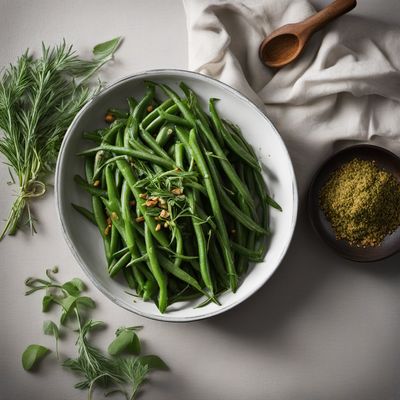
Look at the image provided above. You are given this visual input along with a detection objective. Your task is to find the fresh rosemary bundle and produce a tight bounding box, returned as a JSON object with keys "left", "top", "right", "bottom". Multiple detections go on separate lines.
{"left": 0, "top": 37, "right": 122, "bottom": 240}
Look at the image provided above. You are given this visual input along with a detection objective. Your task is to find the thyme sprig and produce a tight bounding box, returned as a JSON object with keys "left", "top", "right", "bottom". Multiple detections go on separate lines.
{"left": 0, "top": 37, "right": 121, "bottom": 240}
{"left": 23, "top": 268, "right": 168, "bottom": 399}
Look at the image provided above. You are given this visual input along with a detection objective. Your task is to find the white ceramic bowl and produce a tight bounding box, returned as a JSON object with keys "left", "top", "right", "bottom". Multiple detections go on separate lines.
{"left": 55, "top": 69, "right": 298, "bottom": 322}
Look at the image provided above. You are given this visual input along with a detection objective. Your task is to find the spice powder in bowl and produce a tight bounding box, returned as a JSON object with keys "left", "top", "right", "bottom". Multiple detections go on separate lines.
{"left": 319, "top": 158, "right": 400, "bottom": 247}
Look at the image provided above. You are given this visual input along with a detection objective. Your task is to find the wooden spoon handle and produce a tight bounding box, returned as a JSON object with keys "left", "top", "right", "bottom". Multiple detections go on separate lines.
{"left": 301, "top": 0, "right": 357, "bottom": 37}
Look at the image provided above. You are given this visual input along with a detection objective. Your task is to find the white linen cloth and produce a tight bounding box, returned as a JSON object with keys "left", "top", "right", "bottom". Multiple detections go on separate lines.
{"left": 183, "top": 0, "right": 400, "bottom": 192}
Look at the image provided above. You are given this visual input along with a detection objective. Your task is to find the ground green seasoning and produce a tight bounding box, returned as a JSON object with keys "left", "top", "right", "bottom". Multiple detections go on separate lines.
{"left": 319, "top": 158, "right": 400, "bottom": 247}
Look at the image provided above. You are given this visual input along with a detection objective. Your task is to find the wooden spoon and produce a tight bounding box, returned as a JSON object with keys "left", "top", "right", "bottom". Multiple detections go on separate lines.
{"left": 259, "top": 0, "right": 357, "bottom": 68}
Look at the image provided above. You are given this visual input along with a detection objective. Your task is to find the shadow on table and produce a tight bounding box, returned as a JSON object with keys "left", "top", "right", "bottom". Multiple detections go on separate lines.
{"left": 208, "top": 202, "right": 400, "bottom": 342}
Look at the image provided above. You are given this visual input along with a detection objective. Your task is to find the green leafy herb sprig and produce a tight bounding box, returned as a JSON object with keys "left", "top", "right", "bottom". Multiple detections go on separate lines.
{"left": 0, "top": 37, "right": 122, "bottom": 240}
{"left": 23, "top": 268, "right": 168, "bottom": 400}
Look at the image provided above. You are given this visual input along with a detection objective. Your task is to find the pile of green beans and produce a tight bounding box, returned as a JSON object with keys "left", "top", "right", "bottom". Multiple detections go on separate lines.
{"left": 73, "top": 81, "right": 281, "bottom": 313}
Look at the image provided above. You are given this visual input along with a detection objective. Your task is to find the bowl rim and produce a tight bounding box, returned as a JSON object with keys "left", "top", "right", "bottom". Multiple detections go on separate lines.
{"left": 55, "top": 68, "right": 298, "bottom": 322}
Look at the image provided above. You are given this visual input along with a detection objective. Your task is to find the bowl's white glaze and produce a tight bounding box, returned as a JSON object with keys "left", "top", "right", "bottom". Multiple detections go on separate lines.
{"left": 55, "top": 69, "right": 298, "bottom": 322}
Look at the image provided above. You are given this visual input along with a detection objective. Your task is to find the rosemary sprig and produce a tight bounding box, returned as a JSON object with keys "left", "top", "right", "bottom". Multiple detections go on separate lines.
{"left": 0, "top": 37, "right": 122, "bottom": 240}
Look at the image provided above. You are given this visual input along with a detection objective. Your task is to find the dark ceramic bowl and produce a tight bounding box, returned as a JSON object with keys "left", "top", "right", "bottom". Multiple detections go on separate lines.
{"left": 308, "top": 144, "right": 400, "bottom": 262}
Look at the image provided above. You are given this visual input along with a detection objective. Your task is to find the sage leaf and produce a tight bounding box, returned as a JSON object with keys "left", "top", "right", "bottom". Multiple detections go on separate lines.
{"left": 70, "top": 278, "right": 85, "bottom": 292}
{"left": 62, "top": 278, "right": 85, "bottom": 296}
{"left": 76, "top": 296, "right": 95, "bottom": 308}
{"left": 93, "top": 37, "right": 122, "bottom": 59}
{"left": 62, "top": 282, "right": 80, "bottom": 297}
{"left": 137, "top": 355, "right": 168, "bottom": 370}
{"left": 43, "top": 320, "right": 59, "bottom": 339}
{"left": 108, "top": 329, "right": 140, "bottom": 356}
{"left": 42, "top": 295, "right": 53, "bottom": 312}
{"left": 22, "top": 344, "right": 50, "bottom": 371}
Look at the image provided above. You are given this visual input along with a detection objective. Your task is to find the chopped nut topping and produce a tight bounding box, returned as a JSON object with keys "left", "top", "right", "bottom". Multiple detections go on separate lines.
{"left": 145, "top": 199, "right": 158, "bottom": 207}
{"left": 160, "top": 209, "right": 169, "bottom": 219}
{"left": 93, "top": 180, "right": 100, "bottom": 187}
{"left": 106, "top": 217, "right": 112, "bottom": 225}
{"left": 146, "top": 105, "right": 153, "bottom": 113}
{"left": 155, "top": 223, "right": 161, "bottom": 232}
{"left": 104, "top": 112, "right": 115, "bottom": 123}
{"left": 104, "top": 225, "right": 111, "bottom": 236}
{"left": 171, "top": 187, "right": 183, "bottom": 195}
{"left": 164, "top": 222, "right": 169, "bottom": 228}
{"left": 135, "top": 216, "right": 145, "bottom": 223}
{"left": 139, "top": 193, "right": 148, "bottom": 199}
{"left": 158, "top": 198, "right": 166, "bottom": 205}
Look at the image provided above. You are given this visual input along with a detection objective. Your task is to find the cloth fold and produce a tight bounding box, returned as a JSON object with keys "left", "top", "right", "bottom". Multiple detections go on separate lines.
{"left": 183, "top": 0, "right": 400, "bottom": 191}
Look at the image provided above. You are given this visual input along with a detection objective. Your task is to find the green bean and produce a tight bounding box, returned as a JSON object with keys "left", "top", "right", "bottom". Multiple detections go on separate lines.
{"left": 204, "top": 155, "right": 268, "bottom": 234}
{"left": 115, "top": 131, "right": 124, "bottom": 190}
{"left": 188, "top": 129, "right": 237, "bottom": 292}
{"left": 157, "top": 83, "right": 197, "bottom": 126}
{"left": 209, "top": 240, "right": 229, "bottom": 287}
{"left": 174, "top": 142, "right": 185, "bottom": 170}
{"left": 124, "top": 115, "right": 139, "bottom": 145}
{"left": 127, "top": 253, "right": 148, "bottom": 266}
{"left": 122, "top": 268, "right": 137, "bottom": 290}
{"left": 127, "top": 97, "right": 138, "bottom": 114}
{"left": 145, "top": 103, "right": 179, "bottom": 133}
{"left": 71, "top": 203, "right": 96, "bottom": 225}
{"left": 187, "top": 190, "right": 213, "bottom": 294}
{"left": 102, "top": 122, "right": 124, "bottom": 144}
{"left": 156, "top": 125, "right": 174, "bottom": 147}
{"left": 79, "top": 144, "right": 175, "bottom": 170}
{"left": 209, "top": 99, "right": 260, "bottom": 170}
{"left": 167, "top": 143, "right": 175, "bottom": 158}
{"left": 158, "top": 110, "right": 193, "bottom": 128}
{"left": 144, "top": 223, "right": 168, "bottom": 313}
{"left": 230, "top": 241, "right": 263, "bottom": 261}
{"left": 141, "top": 98, "right": 174, "bottom": 128}
{"left": 157, "top": 251, "right": 206, "bottom": 296}
{"left": 121, "top": 181, "right": 143, "bottom": 274}
{"left": 92, "top": 195, "right": 111, "bottom": 262}
{"left": 133, "top": 83, "right": 155, "bottom": 122}
{"left": 234, "top": 166, "right": 249, "bottom": 275}
{"left": 116, "top": 159, "right": 169, "bottom": 247}
{"left": 140, "top": 128, "right": 175, "bottom": 161}
{"left": 196, "top": 119, "right": 254, "bottom": 208}
{"left": 109, "top": 250, "right": 131, "bottom": 277}
{"left": 172, "top": 224, "right": 183, "bottom": 270}
{"left": 179, "top": 82, "right": 223, "bottom": 146}
{"left": 74, "top": 175, "right": 107, "bottom": 197}
{"left": 84, "top": 157, "right": 94, "bottom": 183}
{"left": 110, "top": 226, "right": 120, "bottom": 260}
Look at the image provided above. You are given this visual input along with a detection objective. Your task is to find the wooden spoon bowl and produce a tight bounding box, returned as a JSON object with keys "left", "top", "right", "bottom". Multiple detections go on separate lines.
{"left": 259, "top": 0, "right": 357, "bottom": 68}
{"left": 308, "top": 144, "right": 400, "bottom": 262}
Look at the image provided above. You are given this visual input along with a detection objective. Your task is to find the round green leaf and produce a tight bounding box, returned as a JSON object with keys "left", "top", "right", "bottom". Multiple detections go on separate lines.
{"left": 138, "top": 355, "right": 168, "bottom": 370}
{"left": 108, "top": 330, "right": 135, "bottom": 356}
{"left": 22, "top": 344, "right": 50, "bottom": 371}
{"left": 43, "top": 320, "right": 59, "bottom": 339}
